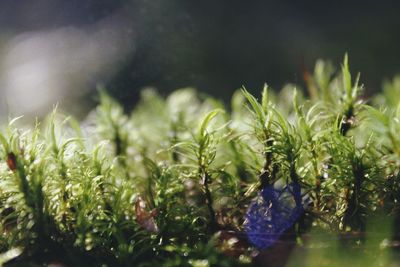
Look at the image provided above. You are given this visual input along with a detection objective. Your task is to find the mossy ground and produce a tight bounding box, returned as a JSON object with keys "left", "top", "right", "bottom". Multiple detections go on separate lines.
{"left": 0, "top": 56, "right": 400, "bottom": 266}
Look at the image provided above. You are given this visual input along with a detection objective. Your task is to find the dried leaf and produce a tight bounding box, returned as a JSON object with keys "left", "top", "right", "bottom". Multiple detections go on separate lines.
{"left": 135, "top": 197, "right": 159, "bottom": 233}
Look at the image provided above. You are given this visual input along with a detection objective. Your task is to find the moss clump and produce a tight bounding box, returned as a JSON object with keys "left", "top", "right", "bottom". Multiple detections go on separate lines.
{"left": 0, "top": 55, "right": 400, "bottom": 266}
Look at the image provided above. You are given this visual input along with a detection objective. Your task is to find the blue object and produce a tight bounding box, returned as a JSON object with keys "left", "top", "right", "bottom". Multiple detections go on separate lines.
{"left": 245, "top": 182, "right": 303, "bottom": 249}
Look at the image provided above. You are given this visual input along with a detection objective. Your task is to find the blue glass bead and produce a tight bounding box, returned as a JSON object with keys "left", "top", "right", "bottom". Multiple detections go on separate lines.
{"left": 245, "top": 183, "right": 303, "bottom": 249}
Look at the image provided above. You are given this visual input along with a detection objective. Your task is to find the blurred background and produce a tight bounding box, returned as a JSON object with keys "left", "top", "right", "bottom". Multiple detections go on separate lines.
{"left": 0, "top": 0, "right": 399, "bottom": 118}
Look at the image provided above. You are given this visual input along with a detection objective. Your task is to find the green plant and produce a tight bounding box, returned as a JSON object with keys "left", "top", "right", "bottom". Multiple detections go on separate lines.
{"left": 0, "top": 55, "right": 399, "bottom": 266}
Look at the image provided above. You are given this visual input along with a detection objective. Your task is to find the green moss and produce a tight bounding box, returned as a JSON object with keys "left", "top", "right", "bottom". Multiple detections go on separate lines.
{"left": 0, "top": 55, "right": 399, "bottom": 266}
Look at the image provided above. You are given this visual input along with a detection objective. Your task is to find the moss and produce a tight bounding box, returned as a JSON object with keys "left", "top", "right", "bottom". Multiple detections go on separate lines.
{"left": 0, "top": 55, "right": 399, "bottom": 266}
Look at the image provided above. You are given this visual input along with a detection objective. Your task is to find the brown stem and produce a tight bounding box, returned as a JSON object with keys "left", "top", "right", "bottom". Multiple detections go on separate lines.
{"left": 343, "top": 163, "right": 365, "bottom": 233}
{"left": 260, "top": 139, "right": 274, "bottom": 189}
{"left": 202, "top": 171, "right": 218, "bottom": 231}
{"left": 339, "top": 105, "right": 354, "bottom": 136}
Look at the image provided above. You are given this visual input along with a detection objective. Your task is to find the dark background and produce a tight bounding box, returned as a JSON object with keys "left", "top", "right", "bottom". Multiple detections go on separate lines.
{"left": 1, "top": 0, "right": 400, "bottom": 109}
